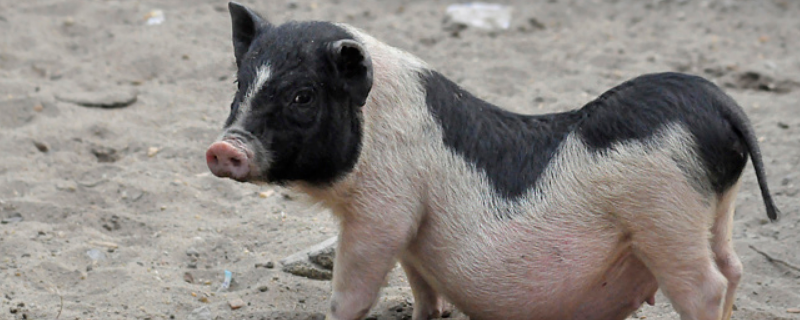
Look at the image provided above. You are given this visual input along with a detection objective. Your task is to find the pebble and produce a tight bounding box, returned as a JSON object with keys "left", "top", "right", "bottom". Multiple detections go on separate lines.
{"left": 55, "top": 87, "right": 138, "bottom": 109}
{"left": 183, "top": 272, "right": 194, "bottom": 283}
{"left": 258, "top": 285, "right": 269, "bottom": 292}
{"left": 186, "top": 247, "right": 200, "bottom": 257}
{"left": 258, "top": 190, "right": 275, "bottom": 198}
{"left": 55, "top": 181, "right": 77, "bottom": 192}
{"left": 228, "top": 297, "right": 245, "bottom": 310}
{"left": 91, "top": 145, "right": 120, "bottom": 163}
{"left": 308, "top": 245, "right": 335, "bottom": 270}
{"left": 280, "top": 237, "right": 337, "bottom": 280}
{"left": 32, "top": 140, "right": 49, "bottom": 152}
{"left": 1, "top": 212, "right": 23, "bottom": 224}
{"left": 147, "top": 146, "right": 160, "bottom": 157}
{"left": 788, "top": 308, "right": 800, "bottom": 313}
{"left": 281, "top": 263, "right": 332, "bottom": 281}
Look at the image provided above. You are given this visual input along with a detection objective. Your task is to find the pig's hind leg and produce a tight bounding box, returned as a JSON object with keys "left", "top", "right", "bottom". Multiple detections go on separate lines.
{"left": 627, "top": 191, "right": 727, "bottom": 320}
{"left": 710, "top": 179, "right": 743, "bottom": 320}
{"left": 401, "top": 262, "right": 451, "bottom": 320}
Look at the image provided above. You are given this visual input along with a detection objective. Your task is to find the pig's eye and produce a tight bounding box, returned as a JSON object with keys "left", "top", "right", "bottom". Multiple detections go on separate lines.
{"left": 292, "top": 89, "right": 314, "bottom": 106}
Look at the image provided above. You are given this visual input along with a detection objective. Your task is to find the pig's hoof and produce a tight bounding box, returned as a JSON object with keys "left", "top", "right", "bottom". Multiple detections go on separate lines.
{"left": 418, "top": 298, "right": 453, "bottom": 319}
{"left": 432, "top": 300, "right": 453, "bottom": 318}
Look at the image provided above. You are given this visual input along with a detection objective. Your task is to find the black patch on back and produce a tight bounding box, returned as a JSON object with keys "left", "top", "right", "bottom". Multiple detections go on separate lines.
{"left": 577, "top": 72, "right": 748, "bottom": 194}
{"left": 423, "top": 71, "right": 749, "bottom": 214}
{"left": 422, "top": 71, "right": 581, "bottom": 209}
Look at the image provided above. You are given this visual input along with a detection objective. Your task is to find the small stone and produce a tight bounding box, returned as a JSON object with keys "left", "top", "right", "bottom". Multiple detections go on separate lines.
{"left": 258, "top": 285, "right": 269, "bottom": 292}
{"left": 309, "top": 245, "right": 335, "bottom": 270}
{"left": 280, "top": 237, "right": 337, "bottom": 280}
{"left": 1, "top": 212, "right": 23, "bottom": 224}
{"left": 788, "top": 308, "right": 800, "bottom": 313}
{"left": 265, "top": 261, "right": 274, "bottom": 269}
{"left": 778, "top": 122, "right": 790, "bottom": 129}
{"left": 186, "top": 247, "right": 200, "bottom": 257}
{"left": 258, "top": 190, "right": 275, "bottom": 198}
{"left": 56, "top": 181, "right": 77, "bottom": 192}
{"left": 91, "top": 145, "right": 120, "bottom": 163}
{"left": 228, "top": 298, "right": 245, "bottom": 310}
{"left": 147, "top": 147, "right": 160, "bottom": 157}
{"left": 281, "top": 263, "right": 332, "bottom": 280}
{"left": 199, "top": 296, "right": 209, "bottom": 303}
{"left": 55, "top": 87, "right": 138, "bottom": 109}
{"left": 183, "top": 272, "right": 194, "bottom": 283}
{"left": 33, "top": 140, "right": 48, "bottom": 152}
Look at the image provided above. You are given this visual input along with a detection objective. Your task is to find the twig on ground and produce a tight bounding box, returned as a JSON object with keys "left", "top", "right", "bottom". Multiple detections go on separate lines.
{"left": 749, "top": 245, "right": 800, "bottom": 273}
{"left": 55, "top": 286, "right": 63, "bottom": 320}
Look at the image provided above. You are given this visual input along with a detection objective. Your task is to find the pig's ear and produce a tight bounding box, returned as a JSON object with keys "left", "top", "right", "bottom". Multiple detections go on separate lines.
{"left": 329, "top": 39, "right": 373, "bottom": 106}
{"left": 229, "top": 2, "right": 270, "bottom": 68}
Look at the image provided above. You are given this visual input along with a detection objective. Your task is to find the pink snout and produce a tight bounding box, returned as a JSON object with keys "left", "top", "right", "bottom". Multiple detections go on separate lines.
{"left": 206, "top": 140, "right": 250, "bottom": 180}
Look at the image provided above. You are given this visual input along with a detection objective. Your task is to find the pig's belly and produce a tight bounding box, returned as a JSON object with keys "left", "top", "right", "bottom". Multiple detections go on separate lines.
{"left": 404, "top": 223, "right": 659, "bottom": 320}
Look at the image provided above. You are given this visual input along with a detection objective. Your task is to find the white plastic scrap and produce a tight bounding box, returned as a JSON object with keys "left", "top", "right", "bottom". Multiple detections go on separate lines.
{"left": 446, "top": 3, "right": 512, "bottom": 30}
{"left": 145, "top": 9, "right": 165, "bottom": 25}
{"left": 86, "top": 248, "right": 106, "bottom": 261}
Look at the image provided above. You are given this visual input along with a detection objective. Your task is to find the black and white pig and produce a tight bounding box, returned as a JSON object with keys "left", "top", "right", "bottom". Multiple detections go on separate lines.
{"left": 205, "top": 3, "right": 780, "bottom": 320}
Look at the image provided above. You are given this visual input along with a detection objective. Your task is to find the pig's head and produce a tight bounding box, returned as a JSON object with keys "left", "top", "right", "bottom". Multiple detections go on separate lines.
{"left": 206, "top": 2, "right": 372, "bottom": 186}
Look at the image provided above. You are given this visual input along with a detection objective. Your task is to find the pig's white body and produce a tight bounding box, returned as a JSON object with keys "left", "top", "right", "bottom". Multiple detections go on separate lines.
{"left": 294, "top": 27, "right": 735, "bottom": 320}
{"left": 210, "top": 5, "right": 779, "bottom": 319}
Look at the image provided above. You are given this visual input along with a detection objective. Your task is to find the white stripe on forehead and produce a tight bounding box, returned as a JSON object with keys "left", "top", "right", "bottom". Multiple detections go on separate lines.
{"left": 236, "top": 64, "right": 271, "bottom": 125}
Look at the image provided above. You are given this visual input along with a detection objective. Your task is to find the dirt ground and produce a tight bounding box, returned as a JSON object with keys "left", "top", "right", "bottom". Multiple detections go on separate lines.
{"left": 1, "top": 0, "right": 798, "bottom": 319}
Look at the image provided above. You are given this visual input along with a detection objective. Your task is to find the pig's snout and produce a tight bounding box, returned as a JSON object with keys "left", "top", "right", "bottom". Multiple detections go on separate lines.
{"left": 206, "top": 140, "right": 251, "bottom": 180}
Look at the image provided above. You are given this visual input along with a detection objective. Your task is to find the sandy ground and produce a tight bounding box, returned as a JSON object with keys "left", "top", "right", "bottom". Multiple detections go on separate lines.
{"left": 1, "top": 0, "right": 799, "bottom": 319}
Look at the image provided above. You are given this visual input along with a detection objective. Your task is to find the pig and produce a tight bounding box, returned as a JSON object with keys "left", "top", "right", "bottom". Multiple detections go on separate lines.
{"left": 205, "top": 3, "right": 781, "bottom": 320}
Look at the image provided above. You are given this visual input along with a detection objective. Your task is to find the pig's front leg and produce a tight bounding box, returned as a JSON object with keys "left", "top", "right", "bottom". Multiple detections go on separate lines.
{"left": 326, "top": 212, "right": 416, "bottom": 320}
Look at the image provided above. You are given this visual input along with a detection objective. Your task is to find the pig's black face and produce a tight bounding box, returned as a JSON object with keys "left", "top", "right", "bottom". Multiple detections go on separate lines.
{"left": 206, "top": 2, "right": 372, "bottom": 186}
